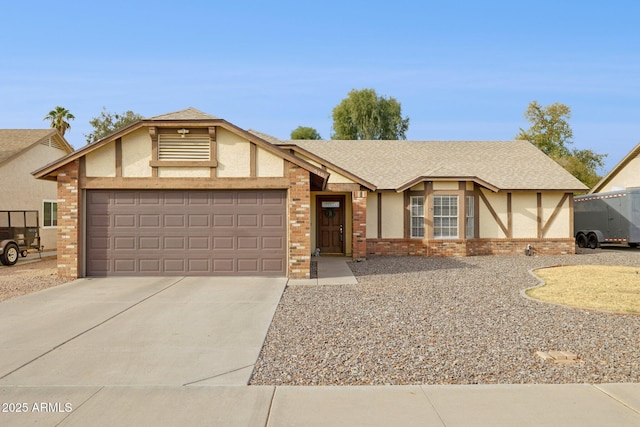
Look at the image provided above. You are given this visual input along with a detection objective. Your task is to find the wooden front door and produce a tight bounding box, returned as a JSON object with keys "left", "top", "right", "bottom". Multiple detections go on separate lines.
{"left": 317, "top": 195, "right": 345, "bottom": 255}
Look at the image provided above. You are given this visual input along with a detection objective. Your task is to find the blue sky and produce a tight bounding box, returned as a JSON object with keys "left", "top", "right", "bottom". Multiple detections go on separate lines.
{"left": 1, "top": 0, "right": 639, "bottom": 174}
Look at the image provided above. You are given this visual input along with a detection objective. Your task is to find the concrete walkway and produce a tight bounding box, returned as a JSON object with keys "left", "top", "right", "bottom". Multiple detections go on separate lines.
{"left": 1, "top": 260, "right": 640, "bottom": 425}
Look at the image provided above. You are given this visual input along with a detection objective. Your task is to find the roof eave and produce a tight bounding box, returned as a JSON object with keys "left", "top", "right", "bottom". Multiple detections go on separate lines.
{"left": 589, "top": 141, "right": 640, "bottom": 193}
{"left": 396, "top": 176, "right": 500, "bottom": 193}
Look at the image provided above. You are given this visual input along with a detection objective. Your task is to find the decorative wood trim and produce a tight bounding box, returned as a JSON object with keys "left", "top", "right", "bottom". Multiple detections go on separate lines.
{"left": 507, "top": 192, "right": 512, "bottom": 238}
{"left": 250, "top": 143, "right": 257, "bottom": 178}
{"left": 80, "top": 177, "right": 290, "bottom": 190}
{"left": 425, "top": 181, "right": 433, "bottom": 240}
{"left": 403, "top": 191, "right": 409, "bottom": 239}
{"left": 541, "top": 193, "right": 570, "bottom": 237}
{"left": 78, "top": 157, "right": 86, "bottom": 187}
{"left": 157, "top": 127, "right": 208, "bottom": 135}
{"left": 478, "top": 189, "right": 509, "bottom": 238}
{"left": 209, "top": 126, "right": 217, "bottom": 179}
{"left": 568, "top": 193, "right": 575, "bottom": 238}
{"left": 537, "top": 192, "right": 543, "bottom": 239}
{"left": 326, "top": 183, "right": 362, "bottom": 192}
{"left": 115, "top": 138, "right": 122, "bottom": 178}
{"left": 149, "top": 126, "right": 158, "bottom": 178}
{"left": 149, "top": 160, "right": 218, "bottom": 168}
{"left": 473, "top": 185, "right": 480, "bottom": 239}
{"left": 378, "top": 192, "right": 383, "bottom": 239}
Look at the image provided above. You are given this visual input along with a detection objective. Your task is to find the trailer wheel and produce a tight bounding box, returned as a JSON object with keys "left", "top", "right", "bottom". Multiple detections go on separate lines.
{"left": 0, "top": 243, "right": 19, "bottom": 266}
{"left": 587, "top": 233, "right": 599, "bottom": 249}
{"left": 576, "top": 233, "right": 587, "bottom": 248}
{"left": 20, "top": 250, "right": 28, "bottom": 258}
{"left": 629, "top": 243, "right": 639, "bottom": 248}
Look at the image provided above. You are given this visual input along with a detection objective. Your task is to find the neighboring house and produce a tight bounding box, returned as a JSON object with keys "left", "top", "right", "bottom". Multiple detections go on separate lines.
{"left": 589, "top": 142, "right": 640, "bottom": 193}
{"left": 33, "top": 108, "right": 586, "bottom": 279}
{"left": 0, "top": 129, "right": 73, "bottom": 251}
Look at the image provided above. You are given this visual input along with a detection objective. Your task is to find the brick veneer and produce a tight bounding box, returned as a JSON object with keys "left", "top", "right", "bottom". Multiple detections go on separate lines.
{"left": 56, "top": 159, "right": 81, "bottom": 278}
{"left": 367, "top": 238, "right": 575, "bottom": 257}
{"left": 351, "top": 191, "right": 367, "bottom": 260}
{"left": 288, "top": 163, "right": 311, "bottom": 278}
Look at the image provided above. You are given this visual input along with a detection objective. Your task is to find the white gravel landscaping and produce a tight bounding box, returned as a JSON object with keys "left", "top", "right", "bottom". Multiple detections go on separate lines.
{"left": 0, "top": 258, "right": 71, "bottom": 302}
{"left": 251, "top": 251, "right": 640, "bottom": 385}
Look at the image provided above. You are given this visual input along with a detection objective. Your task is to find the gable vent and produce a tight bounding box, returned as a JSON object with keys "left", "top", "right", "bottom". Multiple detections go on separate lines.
{"left": 40, "top": 137, "right": 64, "bottom": 150}
{"left": 158, "top": 135, "right": 210, "bottom": 160}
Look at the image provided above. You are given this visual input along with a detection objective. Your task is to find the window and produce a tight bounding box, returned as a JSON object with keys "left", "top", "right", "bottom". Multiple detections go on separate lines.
{"left": 43, "top": 201, "right": 57, "bottom": 227}
{"left": 158, "top": 134, "right": 210, "bottom": 160}
{"left": 433, "top": 195, "right": 458, "bottom": 238}
{"left": 410, "top": 196, "right": 424, "bottom": 238}
{"left": 466, "top": 196, "right": 475, "bottom": 239}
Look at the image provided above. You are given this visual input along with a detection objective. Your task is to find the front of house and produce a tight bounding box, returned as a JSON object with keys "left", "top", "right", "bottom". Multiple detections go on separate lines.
{"left": 34, "top": 108, "right": 586, "bottom": 279}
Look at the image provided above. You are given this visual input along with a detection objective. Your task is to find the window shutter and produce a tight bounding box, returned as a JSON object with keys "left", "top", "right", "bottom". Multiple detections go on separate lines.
{"left": 158, "top": 135, "right": 210, "bottom": 160}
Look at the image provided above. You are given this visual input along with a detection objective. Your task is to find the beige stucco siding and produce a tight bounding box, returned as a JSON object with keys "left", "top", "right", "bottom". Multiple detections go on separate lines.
{"left": 381, "top": 192, "right": 404, "bottom": 238}
{"left": 599, "top": 155, "right": 640, "bottom": 192}
{"left": 0, "top": 143, "right": 68, "bottom": 250}
{"left": 122, "top": 128, "right": 152, "bottom": 177}
{"left": 85, "top": 142, "right": 116, "bottom": 177}
{"left": 479, "top": 189, "right": 507, "bottom": 238}
{"left": 328, "top": 170, "right": 355, "bottom": 184}
{"left": 256, "top": 147, "right": 284, "bottom": 177}
{"left": 410, "top": 183, "right": 424, "bottom": 191}
{"left": 512, "top": 193, "right": 537, "bottom": 238}
{"left": 157, "top": 167, "right": 210, "bottom": 178}
{"left": 366, "top": 192, "right": 378, "bottom": 238}
{"left": 542, "top": 192, "right": 570, "bottom": 238}
{"left": 217, "top": 129, "right": 250, "bottom": 177}
{"left": 433, "top": 181, "right": 458, "bottom": 191}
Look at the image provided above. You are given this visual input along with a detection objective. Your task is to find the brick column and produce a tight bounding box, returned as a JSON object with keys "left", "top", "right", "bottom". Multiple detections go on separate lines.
{"left": 57, "top": 159, "right": 81, "bottom": 278}
{"left": 352, "top": 190, "right": 367, "bottom": 260}
{"left": 288, "top": 163, "right": 311, "bottom": 279}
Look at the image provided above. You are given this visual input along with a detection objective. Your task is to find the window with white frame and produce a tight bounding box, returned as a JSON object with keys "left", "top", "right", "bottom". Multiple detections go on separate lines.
{"left": 410, "top": 196, "right": 424, "bottom": 238}
{"left": 43, "top": 201, "right": 57, "bottom": 227}
{"left": 433, "top": 195, "right": 458, "bottom": 238}
{"left": 465, "top": 195, "right": 475, "bottom": 239}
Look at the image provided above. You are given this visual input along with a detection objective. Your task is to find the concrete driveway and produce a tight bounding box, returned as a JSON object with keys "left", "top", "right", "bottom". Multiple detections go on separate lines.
{"left": 0, "top": 276, "right": 286, "bottom": 387}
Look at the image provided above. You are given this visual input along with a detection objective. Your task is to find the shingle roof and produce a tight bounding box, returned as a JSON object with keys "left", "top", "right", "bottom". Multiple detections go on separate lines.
{"left": 280, "top": 139, "right": 587, "bottom": 191}
{"left": 0, "top": 129, "right": 59, "bottom": 164}
{"left": 148, "top": 107, "right": 219, "bottom": 121}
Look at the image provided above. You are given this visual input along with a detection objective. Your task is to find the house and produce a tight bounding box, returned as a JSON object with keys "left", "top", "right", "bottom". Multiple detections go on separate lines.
{"left": 0, "top": 129, "right": 73, "bottom": 251}
{"left": 589, "top": 142, "right": 640, "bottom": 193}
{"left": 33, "top": 108, "right": 586, "bottom": 279}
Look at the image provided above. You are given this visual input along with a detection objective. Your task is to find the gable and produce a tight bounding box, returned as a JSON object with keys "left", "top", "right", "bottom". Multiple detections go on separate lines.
{"left": 590, "top": 142, "right": 640, "bottom": 193}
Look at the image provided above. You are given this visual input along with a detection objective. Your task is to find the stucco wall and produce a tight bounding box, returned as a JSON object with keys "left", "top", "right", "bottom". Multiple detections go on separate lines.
{"left": 0, "top": 143, "right": 69, "bottom": 250}
{"left": 366, "top": 192, "right": 378, "bottom": 238}
{"left": 122, "top": 128, "right": 152, "bottom": 177}
{"left": 85, "top": 142, "right": 116, "bottom": 177}
{"left": 381, "top": 192, "right": 404, "bottom": 238}
{"left": 433, "top": 181, "right": 458, "bottom": 191}
{"left": 599, "top": 155, "right": 640, "bottom": 192}
{"left": 328, "top": 170, "right": 355, "bottom": 184}
{"left": 157, "top": 167, "right": 210, "bottom": 178}
{"left": 512, "top": 193, "right": 537, "bottom": 238}
{"left": 542, "top": 192, "right": 570, "bottom": 238}
{"left": 217, "top": 128, "right": 250, "bottom": 177}
{"left": 479, "top": 189, "right": 508, "bottom": 238}
{"left": 256, "top": 147, "right": 284, "bottom": 177}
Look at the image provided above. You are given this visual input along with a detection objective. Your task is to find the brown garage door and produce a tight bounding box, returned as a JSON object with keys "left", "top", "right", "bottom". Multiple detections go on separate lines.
{"left": 86, "top": 190, "right": 286, "bottom": 276}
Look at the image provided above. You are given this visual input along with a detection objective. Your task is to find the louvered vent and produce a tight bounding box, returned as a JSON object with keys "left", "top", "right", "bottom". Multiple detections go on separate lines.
{"left": 40, "top": 137, "right": 64, "bottom": 150}
{"left": 158, "top": 135, "right": 210, "bottom": 160}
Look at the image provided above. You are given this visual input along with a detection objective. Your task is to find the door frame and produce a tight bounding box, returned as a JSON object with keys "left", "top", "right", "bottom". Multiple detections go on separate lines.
{"left": 316, "top": 195, "right": 346, "bottom": 255}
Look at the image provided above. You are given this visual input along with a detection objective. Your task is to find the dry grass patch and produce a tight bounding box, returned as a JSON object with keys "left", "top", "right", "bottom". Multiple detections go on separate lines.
{"left": 528, "top": 265, "right": 640, "bottom": 313}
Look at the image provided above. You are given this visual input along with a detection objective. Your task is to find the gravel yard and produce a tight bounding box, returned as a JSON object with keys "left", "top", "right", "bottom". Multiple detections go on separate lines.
{"left": 251, "top": 251, "right": 640, "bottom": 385}
{"left": 0, "top": 258, "right": 71, "bottom": 302}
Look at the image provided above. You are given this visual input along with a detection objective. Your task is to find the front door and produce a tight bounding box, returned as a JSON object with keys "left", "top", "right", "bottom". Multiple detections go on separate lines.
{"left": 317, "top": 196, "right": 345, "bottom": 255}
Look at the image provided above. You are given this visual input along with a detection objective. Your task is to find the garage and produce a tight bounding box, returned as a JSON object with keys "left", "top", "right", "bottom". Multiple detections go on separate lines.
{"left": 86, "top": 190, "right": 287, "bottom": 276}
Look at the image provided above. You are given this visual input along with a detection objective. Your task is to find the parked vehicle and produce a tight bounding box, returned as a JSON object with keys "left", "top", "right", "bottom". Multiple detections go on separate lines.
{"left": 0, "top": 210, "right": 42, "bottom": 266}
{"left": 574, "top": 188, "right": 640, "bottom": 249}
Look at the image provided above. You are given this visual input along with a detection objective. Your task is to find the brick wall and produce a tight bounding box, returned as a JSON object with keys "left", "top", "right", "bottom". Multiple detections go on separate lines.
{"left": 288, "top": 163, "right": 311, "bottom": 279}
{"left": 351, "top": 191, "right": 367, "bottom": 260}
{"left": 367, "top": 238, "right": 575, "bottom": 258}
{"left": 56, "top": 159, "right": 81, "bottom": 278}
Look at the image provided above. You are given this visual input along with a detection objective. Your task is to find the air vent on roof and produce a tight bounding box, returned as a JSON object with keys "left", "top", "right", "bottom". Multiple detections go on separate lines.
{"left": 158, "top": 135, "right": 210, "bottom": 160}
{"left": 40, "top": 137, "right": 64, "bottom": 150}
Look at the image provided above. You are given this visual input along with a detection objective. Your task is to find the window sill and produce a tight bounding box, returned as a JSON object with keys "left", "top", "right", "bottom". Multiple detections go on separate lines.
{"left": 149, "top": 160, "right": 218, "bottom": 168}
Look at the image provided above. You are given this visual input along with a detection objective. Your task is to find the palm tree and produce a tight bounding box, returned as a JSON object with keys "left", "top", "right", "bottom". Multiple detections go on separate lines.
{"left": 43, "top": 106, "right": 75, "bottom": 136}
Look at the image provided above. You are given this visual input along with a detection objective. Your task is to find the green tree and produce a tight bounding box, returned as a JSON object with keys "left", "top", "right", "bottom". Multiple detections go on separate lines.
{"left": 85, "top": 107, "right": 143, "bottom": 143}
{"left": 516, "top": 101, "right": 606, "bottom": 188}
{"left": 43, "top": 106, "right": 75, "bottom": 136}
{"left": 331, "top": 88, "right": 410, "bottom": 140}
{"left": 290, "top": 126, "right": 322, "bottom": 140}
